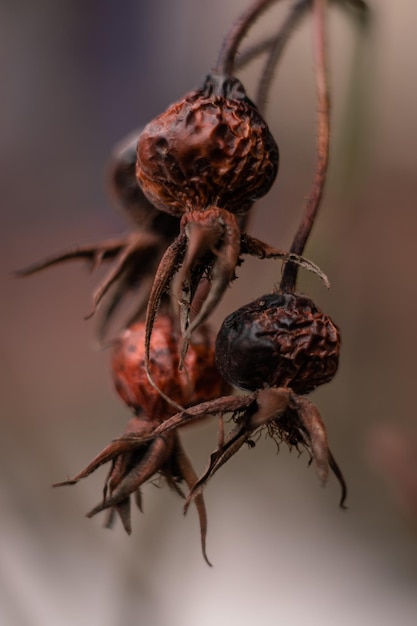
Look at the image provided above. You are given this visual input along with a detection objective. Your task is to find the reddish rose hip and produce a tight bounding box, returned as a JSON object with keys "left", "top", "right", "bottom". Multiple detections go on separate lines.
{"left": 215, "top": 292, "right": 340, "bottom": 394}
{"left": 112, "top": 315, "right": 228, "bottom": 416}
{"left": 136, "top": 73, "right": 279, "bottom": 217}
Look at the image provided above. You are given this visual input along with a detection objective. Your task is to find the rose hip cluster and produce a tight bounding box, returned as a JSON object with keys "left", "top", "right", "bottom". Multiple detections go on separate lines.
{"left": 19, "top": 0, "right": 365, "bottom": 563}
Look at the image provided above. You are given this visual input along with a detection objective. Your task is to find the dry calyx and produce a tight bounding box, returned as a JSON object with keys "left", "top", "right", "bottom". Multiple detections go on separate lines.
{"left": 17, "top": 131, "right": 179, "bottom": 341}
{"left": 53, "top": 313, "right": 229, "bottom": 566}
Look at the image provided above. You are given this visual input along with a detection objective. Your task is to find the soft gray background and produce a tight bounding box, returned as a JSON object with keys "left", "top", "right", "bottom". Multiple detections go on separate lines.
{"left": 2, "top": 1, "right": 417, "bottom": 625}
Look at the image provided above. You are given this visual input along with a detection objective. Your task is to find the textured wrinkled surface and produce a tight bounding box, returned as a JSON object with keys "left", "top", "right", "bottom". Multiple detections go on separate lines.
{"left": 136, "top": 74, "right": 278, "bottom": 217}
{"left": 112, "top": 315, "right": 228, "bottom": 416}
{"left": 215, "top": 292, "right": 340, "bottom": 394}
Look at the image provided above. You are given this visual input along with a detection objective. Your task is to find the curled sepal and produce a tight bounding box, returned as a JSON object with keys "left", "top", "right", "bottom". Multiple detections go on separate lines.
{"left": 179, "top": 208, "right": 242, "bottom": 338}
{"left": 240, "top": 234, "right": 330, "bottom": 289}
{"left": 177, "top": 388, "right": 347, "bottom": 511}
{"left": 53, "top": 415, "right": 215, "bottom": 562}
{"left": 16, "top": 231, "right": 164, "bottom": 340}
{"left": 86, "top": 434, "right": 174, "bottom": 517}
{"left": 184, "top": 389, "right": 291, "bottom": 509}
{"left": 173, "top": 435, "right": 212, "bottom": 566}
{"left": 53, "top": 418, "right": 171, "bottom": 536}
{"left": 184, "top": 422, "right": 249, "bottom": 513}
{"left": 83, "top": 232, "right": 161, "bottom": 319}
{"left": 102, "top": 495, "right": 134, "bottom": 534}
{"left": 143, "top": 394, "right": 257, "bottom": 440}
{"left": 144, "top": 234, "right": 188, "bottom": 412}
{"left": 15, "top": 237, "right": 128, "bottom": 277}
{"left": 254, "top": 389, "right": 347, "bottom": 505}
{"left": 291, "top": 395, "right": 330, "bottom": 484}
{"left": 328, "top": 451, "right": 348, "bottom": 509}
{"left": 52, "top": 437, "right": 143, "bottom": 487}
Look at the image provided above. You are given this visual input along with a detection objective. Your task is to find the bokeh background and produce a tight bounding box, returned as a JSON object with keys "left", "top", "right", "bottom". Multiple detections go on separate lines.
{"left": 1, "top": 1, "right": 417, "bottom": 625}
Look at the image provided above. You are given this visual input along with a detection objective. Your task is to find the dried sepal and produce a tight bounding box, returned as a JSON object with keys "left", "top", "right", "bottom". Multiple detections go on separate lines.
{"left": 240, "top": 234, "right": 330, "bottom": 288}
{"left": 16, "top": 236, "right": 129, "bottom": 276}
{"left": 52, "top": 440, "right": 147, "bottom": 488}
{"left": 135, "top": 394, "right": 258, "bottom": 441}
{"left": 16, "top": 230, "right": 173, "bottom": 340}
{"left": 17, "top": 126, "right": 180, "bottom": 339}
{"left": 125, "top": 388, "right": 347, "bottom": 511}
{"left": 83, "top": 232, "right": 162, "bottom": 319}
{"left": 105, "top": 387, "right": 347, "bottom": 510}
{"left": 173, "top": 436, "right": 211, "bottom": 566}
{"left": 97, "top": 273, "right": 154, "bottom": 343}
{"left": 54, "top": 416, "right": 212, "bottom": 564}
{"left": 184, "top": 421, "right": 250, "bottom": 513}
{"left": 291, "top": 395, "right": 330, "bottom": 484}
{"left": 86, "top": 433, "right": 174, "bottom": 517}
{"left": 180, "top": 209, "right": 242, "bottom": 337}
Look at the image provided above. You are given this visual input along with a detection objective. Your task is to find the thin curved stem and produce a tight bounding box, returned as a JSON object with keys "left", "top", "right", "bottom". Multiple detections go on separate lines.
{"left": 280, "top": 0, "right": 330, "bottom": 292}
{"left": 236, "top": 0, "right": 312, "bottom": 234}
{"left": 235, "top": 34, "right": 280, "bottom": 71}
{"left": 256, "top": 0, "right": 311, "bottom": 112}
{"left": 216, "top": 0, "right": 281, "bottom": 75}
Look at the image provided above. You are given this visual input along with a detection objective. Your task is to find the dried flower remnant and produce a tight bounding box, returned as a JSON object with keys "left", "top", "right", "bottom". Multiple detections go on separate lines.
{"left": 55, "top": 415, "right": 212, "bottom": 565}
{"left": 17, "top": 131, "right": 179, "bottom": 340}
{"left": 54, "top": 314, "right": 229, "bottom": 565}
{"left": 17, "top": 0, "right": 369, "bottom": 564}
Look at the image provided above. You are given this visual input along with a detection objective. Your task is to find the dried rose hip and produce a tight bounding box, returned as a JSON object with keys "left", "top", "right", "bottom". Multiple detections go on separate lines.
{"left": 215, "top": 292, "right": 340, "bottom": 394}
{"left": 112, "top": 314, "right": 228, "bottom": 416}
{"left": 55, "top": 314, "right": 225, "bottom": 566}
{"left": 136, "top": 73, "right": 279, "bottom": 217}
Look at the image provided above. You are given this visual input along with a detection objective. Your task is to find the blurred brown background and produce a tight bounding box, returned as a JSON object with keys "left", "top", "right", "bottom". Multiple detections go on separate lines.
{"left": 1, "top": 1, "right": 417, "bottom": 625}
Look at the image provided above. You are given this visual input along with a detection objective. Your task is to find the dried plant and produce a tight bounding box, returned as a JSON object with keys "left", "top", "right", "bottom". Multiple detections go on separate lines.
{"left": 19, "top": 0, "right": 369, "bottom": 563}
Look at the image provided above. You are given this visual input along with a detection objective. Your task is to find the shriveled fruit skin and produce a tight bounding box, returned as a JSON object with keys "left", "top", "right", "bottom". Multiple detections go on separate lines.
{"left": 136, "top": 73, "right": 279, "bottom": 217}
{"left": 215, "top": 292, "right": 340, "bottom": 394}
{"left": 112, "top": 315, "right": 228, "bottom": 417}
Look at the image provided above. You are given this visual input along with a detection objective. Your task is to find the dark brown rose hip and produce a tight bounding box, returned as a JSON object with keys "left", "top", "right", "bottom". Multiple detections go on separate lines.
{"left": 136, "top": 73, "right": 279, "bottom": 217}
{"left": 215, "top": 292, "right": 341, "bottom": 394}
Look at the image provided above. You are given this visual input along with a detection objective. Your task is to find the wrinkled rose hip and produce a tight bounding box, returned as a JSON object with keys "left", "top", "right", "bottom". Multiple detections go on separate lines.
{"left": 215, "top": 292, "right": 340, "bottom": 394}
{"left": 136, "top": 73, "right": 279, "bottom": 217}
{"left": 112, "top": 315, "right": 228, "bottom": 416}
